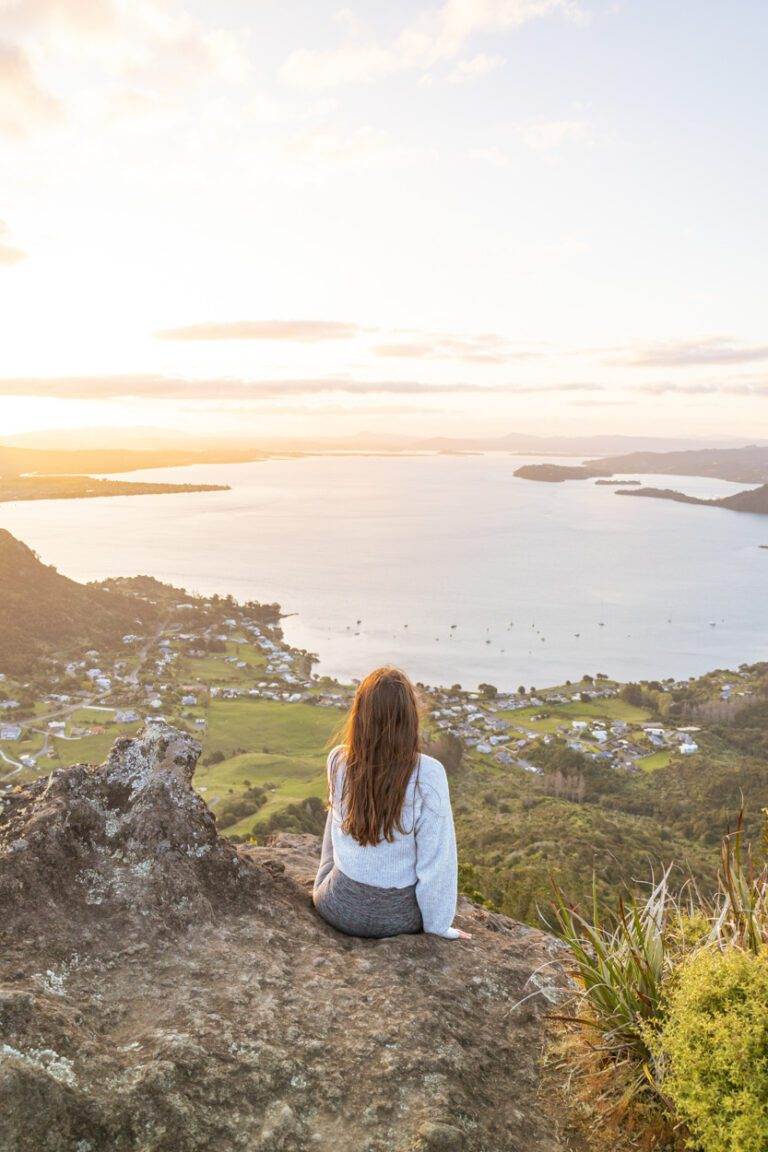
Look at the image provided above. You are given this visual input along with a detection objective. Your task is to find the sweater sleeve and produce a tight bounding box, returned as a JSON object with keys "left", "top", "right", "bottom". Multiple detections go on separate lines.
{"left": 414, "top": 761, "right": 459, "bottom": 938}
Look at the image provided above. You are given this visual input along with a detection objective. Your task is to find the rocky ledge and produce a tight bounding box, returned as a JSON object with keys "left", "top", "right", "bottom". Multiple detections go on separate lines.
{"left": 0, "top": 723, "right": 574, "bottom": 1152}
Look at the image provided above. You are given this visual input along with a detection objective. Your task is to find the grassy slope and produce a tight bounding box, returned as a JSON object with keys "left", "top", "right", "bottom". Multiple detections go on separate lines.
{"left": 197, "top": 699, "right": 339, "bottom": 835}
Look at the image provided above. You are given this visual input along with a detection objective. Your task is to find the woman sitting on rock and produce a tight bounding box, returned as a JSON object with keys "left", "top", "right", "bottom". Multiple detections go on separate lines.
{"left": 313, "top": 666, "right": 469, "bottom": 940}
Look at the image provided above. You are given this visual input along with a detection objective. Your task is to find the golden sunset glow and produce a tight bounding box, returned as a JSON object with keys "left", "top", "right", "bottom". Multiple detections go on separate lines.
{"left": 1, "top": 0, "right": 766, "bottom": 441}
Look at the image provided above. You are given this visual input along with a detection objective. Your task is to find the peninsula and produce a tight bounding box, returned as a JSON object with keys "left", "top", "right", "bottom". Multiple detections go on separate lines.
{"left": 588, "top": 444, "right": 768, "bottom": 484}
{"left": 616, "top": 482, "right": 768, "bottom": 515}
{"left": 0, "top": 475, "right": 230, "bottom": 504}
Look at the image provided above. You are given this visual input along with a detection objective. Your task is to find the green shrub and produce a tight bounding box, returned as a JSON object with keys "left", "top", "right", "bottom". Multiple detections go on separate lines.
{"left": 216, "top": 785, "right": 267, "bottom": 829}
{"left": 256, "top": 795, "right": 326, "bottom": 836}
{"left": 654, "top": 947, "right": 768, "bottom": 1152}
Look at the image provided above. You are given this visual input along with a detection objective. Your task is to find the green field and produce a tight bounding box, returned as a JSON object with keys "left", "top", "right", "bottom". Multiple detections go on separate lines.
{"left": 52, "top": 724, "right": 141, "bottom": 767}
{"left": 637, "top": 749, "right": 674, "bottom": 773}
{"left": 499, "top": 697, "right": 650, "bottom": 735}
{"left": 176, "top": 640, "right": 268, "bottom": 686}
{"left": 194, "top": 698, "right": 341, "bottom": 837}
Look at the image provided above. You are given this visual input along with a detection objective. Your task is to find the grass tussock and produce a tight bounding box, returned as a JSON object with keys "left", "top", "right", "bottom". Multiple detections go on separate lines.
{"left": 548, "top": 811, "right": 768, "bottom": 1152}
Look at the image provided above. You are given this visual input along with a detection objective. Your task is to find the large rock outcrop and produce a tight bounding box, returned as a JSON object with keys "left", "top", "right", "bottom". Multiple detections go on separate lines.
{"left": 0, "top": 723, "right": 576, "bottom": 1152}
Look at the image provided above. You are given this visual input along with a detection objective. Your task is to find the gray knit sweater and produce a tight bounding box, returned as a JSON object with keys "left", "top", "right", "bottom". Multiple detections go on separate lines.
{"left": 325, "top": 747, "right": 459, "bottom": 938}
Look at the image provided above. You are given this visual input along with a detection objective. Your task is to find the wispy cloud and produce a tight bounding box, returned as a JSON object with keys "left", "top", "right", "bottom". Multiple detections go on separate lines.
{"left": 0, "top": 0, "right": 251, "bottom": 136}
{"left": 0, "top": 221, "right": 26, "bottom": 265}
{"left": 0, "top": 0, "right": 116, "bottom": 37}
{"left": 0, "top": 44, "right": 62, "bottom": 137}
{"left": 636, "top": 380, "right": 768, "bottom": 397}
{"left": 280, "top": 0, "right": 583, "bottom": 89}
{"left": 155, "top": 320, "right": 364, "bottom": 342}
{"left": 615, "top": 338, "right": 768, "bottom": 368}
{"left": 0, "top": 375, "right": 603, "bottom": 400}
{"left": 373, "top": 332, "right": 540, "bottom": 364}
{"left": 156, "top": 321, "right": 548, "bottom": 359}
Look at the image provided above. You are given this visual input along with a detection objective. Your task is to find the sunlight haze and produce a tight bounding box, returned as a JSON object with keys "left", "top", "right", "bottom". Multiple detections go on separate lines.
{"left": 1, "top": 0, "right": 766, "bottom": 440}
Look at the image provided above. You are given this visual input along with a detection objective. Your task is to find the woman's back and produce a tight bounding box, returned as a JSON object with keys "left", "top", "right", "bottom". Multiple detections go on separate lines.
{"left": 312, "top": 666, "right": 462, "bottom": 940}
{"left": 328, "top": 745, "right": 451, "bottom": 890}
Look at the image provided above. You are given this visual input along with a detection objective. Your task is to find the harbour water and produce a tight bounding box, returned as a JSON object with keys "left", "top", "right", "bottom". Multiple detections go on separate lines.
{"left": 2, "top": 453, "right": 766, "bottom": 690}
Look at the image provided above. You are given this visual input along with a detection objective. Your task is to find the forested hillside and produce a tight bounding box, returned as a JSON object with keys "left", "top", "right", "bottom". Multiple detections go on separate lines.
{"left": 0, "top": 530, "right": 156, "bottom": 673}
{"left": 589, "top": 444, "right": 768, "bottom": 483}
{"left": 452, "top": 673, "right": 768, "bottom": 921}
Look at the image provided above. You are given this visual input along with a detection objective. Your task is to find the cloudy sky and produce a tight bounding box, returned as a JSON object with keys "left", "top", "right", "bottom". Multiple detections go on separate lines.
{"left": 1, "top": 0, "right": 766, "bottom": 441}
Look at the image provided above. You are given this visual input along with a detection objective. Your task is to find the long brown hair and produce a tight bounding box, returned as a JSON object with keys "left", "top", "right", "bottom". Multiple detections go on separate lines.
{"left": 331, "top": 666, "right": 420, "bottom": 847}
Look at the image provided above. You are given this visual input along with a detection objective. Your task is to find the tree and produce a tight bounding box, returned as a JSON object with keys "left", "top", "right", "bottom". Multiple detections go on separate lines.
{"left": 621, "top": 682, "right": 645, "bottom": 707}
{"left": 423, "top": 732, "right": 463, "bottom": 776}
{"left": 478, "top": 682, "right": 498, "bottom": 699}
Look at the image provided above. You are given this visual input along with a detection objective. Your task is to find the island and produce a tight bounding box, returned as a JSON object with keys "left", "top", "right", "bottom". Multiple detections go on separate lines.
{"left": 514, "top": 463, "right": 612, "bottom": 482}
{"left": 616, "top": 483, "right": 768, "bottom": 515}
{"left": 594, "top": 478, "right": 641, "bottom": 486}
{"left": 0, "top": 476, "right": 230, "bottom": 503}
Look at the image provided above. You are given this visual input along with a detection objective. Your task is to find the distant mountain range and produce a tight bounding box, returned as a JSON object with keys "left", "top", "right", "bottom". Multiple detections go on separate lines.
{"left": 3, "top": 427, "right": 763, "bottom": 460}
{"left": 404, "top": 432, "right": 759, "bottom": 455}
{"left": 2, "top": 432, "right": 767, "bottom": 486}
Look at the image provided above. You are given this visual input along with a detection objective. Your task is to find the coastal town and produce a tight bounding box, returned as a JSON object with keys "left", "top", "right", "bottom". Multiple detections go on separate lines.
{"left": 0, "top": 572, "right": 761, "bottom": 841}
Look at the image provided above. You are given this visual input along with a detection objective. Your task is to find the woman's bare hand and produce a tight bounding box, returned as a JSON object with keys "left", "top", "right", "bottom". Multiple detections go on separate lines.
{"left": 455, "top": 929, "right": 472, "bottom": 940}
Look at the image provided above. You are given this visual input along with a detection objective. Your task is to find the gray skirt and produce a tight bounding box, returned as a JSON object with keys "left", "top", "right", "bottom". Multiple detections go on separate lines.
{"left": 313, "top": 865, "right": 423, "bottom": 939}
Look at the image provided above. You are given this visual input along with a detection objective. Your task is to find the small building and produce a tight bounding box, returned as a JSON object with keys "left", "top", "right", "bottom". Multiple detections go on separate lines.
{"left": 679, "top": 740, "right": 699, "bottom": 755}
{"left": 0, "top": 724, "right": 22, "bottom": 741}
{"left": 181, "top": 694, "right": 197, "bottom": 706}
{"left": 116, "top": 709, "right": 139, "bottom": 723}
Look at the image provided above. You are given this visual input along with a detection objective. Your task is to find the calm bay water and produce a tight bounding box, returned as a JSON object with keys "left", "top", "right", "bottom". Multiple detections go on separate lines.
{"left": 2, "top": 454, "right": 766, "bottom": 690}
